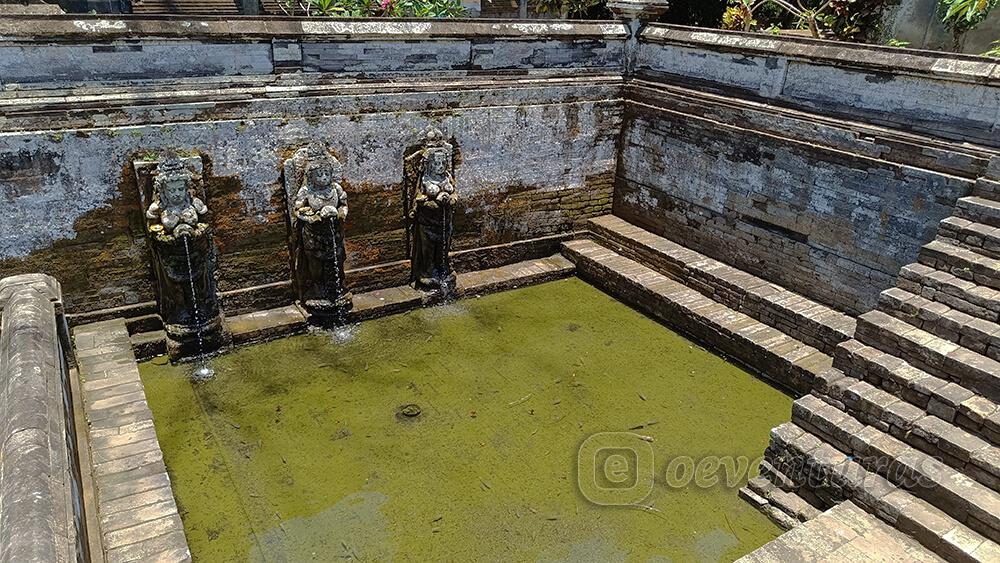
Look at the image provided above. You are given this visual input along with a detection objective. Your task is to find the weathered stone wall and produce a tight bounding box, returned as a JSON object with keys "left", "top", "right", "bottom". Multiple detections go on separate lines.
{"left": 0, "top": 19, "right": 625, "bottom": 316}
{"left": 635, "top": 26, "right": 1000, "bottom": 149}
{"left": 0, "top": 274, "right": 82, "bottom": 562}
{"left": 617, "top": 25, "right": 999, "bottom": 315}
{"left": 0, "top": 18, "right": 626, "bottom": 86}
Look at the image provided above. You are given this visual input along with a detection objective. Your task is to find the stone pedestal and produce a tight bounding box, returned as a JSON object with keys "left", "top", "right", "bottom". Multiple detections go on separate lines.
{"left": 148, "top": 230, "right": 226, "bottom": 360}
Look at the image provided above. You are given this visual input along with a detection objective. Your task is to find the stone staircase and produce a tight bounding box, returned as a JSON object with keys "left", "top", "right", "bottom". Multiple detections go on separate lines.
{"left": 753, "top": 179, "right": 1000, "bottom": 562}
{"left": 560, "top": 216, "right": 856, "bottom": 398}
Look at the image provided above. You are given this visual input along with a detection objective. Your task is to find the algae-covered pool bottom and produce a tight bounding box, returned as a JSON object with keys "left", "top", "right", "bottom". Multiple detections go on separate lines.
{"left": 140, "top": 278, "right": 792, "bottom": 562}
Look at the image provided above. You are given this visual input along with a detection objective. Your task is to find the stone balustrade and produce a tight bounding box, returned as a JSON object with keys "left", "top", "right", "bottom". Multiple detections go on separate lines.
{"left": 0, "top": 274, "right": 84, "bottom": 563}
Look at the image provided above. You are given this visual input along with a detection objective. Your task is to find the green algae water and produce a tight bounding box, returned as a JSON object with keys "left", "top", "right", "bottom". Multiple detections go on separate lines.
{"left": 140, "top": 278, "right": 791, "bottom": 562}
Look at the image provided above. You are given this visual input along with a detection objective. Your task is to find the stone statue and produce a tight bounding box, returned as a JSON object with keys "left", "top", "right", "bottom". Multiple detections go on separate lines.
{"left": 405, "top": 127, "right": 458, "bottom": 291}
{"left": 143, "top": 153, "right": 224, "bottom": 359}
{"left": 283, "top": 146, "right": 352, "bottom": 322}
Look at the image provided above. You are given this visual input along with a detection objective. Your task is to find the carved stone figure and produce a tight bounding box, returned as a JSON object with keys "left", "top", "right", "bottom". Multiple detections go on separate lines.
{"left": 405, "top": 127, "right": 458, "bottom": 292}
{"left": 283, "top": 146, "right": 352, "bottom": 323}
{"left": 144, "top": 153, "right": 225, "bottom": 359}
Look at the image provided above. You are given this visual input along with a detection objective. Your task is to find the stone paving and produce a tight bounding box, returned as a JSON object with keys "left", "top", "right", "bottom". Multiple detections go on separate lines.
{"left": 73, "top": 320, "right": 190, "bottom": 562}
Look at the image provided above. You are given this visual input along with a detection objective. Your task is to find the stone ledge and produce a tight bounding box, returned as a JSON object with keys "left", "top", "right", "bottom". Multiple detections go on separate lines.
{"left": 130, "top": 254, "right": 575, "bottom": 356}
{"left": 762, "top": 422, "right": 1000, "bottom": 562}
{"left": 641, "top": 24, "right": 1000, "bottom": 86}
{"left": 72, "top": 319, "right": 190, "bottom": 562}
{"left": 793, "top": 394, "right": 1000, "bottom": 542}
{"left": 0, "top": 16, "right": 628, "bottom": 42}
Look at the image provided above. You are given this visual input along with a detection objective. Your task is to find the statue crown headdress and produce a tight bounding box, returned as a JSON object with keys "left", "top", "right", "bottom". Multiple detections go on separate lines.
{"left": 155, "top": 153, "right": 189, "bottom": 181}
{"left": 304, "top": 146, "right": 341, "bottom": 174}
{"left": 421, "top": 127, "right": 451, "bottom": 150}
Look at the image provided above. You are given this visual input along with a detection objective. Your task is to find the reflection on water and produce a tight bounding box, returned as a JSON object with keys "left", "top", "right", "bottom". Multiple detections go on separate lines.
{"left": 140, "top": 278, "right": 791, "bottom": 562}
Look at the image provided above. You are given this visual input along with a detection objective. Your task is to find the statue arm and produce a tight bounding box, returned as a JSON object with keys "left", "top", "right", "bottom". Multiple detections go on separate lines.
{"left": 294, "top": 186, "right": 309, "bottom": 209}
{"left": 336, "top": 185, "right": 348, "bottom": 219}
{"left": 145, "top": 202, "right": 160, "bottom": 220}
{"left": 192, "top": 197, "right": 208, "bottom": 215}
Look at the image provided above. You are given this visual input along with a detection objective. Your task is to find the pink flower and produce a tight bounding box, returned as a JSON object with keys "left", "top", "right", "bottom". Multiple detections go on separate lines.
{"left": 380, "top": 0, "right": 391, "bottom": 9}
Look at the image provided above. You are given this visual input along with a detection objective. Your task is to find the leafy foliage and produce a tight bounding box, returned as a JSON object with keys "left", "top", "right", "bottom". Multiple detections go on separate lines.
{"left": 279, "top": 0, "right": 465, "bottom": 17}
{"left": 985, "top": 40, "right": 1000, "bottom": 56}
{"left": 721, "top": 4, "right": 757, "bottom": 30}
{"left": 820, "top": 0, "right": 886, "bottom": 41}
{"left": 939, "top": 0, "right": 1000, "bottom": 33}
{"left": 383, "top": 0, "right": 466, "bottom": 17}
{"left": 534, "top": 0, "right": 603, "bottom": 19}
{"left": 716, "top": 0, "right": 886, "bottom": 41}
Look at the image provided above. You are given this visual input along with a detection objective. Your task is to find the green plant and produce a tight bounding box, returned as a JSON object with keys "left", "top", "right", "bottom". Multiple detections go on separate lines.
{"left": 985, "top": 40, "right": 1000, "bottom": 56}
{"left": 278, "top": 0, "right": 464, "bottom": 17}
{"left": 721, "top": 1, "right": 758, "bottom": 30}
{"left": 535, "top": 0, "right": 601, "bottom": 18}
{"left": 722, "top": 0, "right": 833, "bottom": 37}
{"left": 383, "top": 0, "right": 466, "bottom": 17}
{"left": 885, "top": 37, "right": 911, "bottom": 46}
{"left": 821, "top": 0, "right": 886, "bottom": 41}
{"left": 939, "top": 0, "right": 999, "bottom": 33}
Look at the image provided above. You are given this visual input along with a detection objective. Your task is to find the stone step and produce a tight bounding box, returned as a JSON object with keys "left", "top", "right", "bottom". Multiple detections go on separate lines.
{"left": 740, "top": 475, "right": 822, "bottom": 530}
{"left": 738, "top": 501, "right": 946, "bottom": 562}
{"left": 956, "top": 196, "right": 1000, "bottom": 230}
{"left": 856, "top": 310, "right": 1000, "bottom": 404}
{"left": 791, "top": 397, "right": 1000, "bottom": 544}
{"left": 814, "top": 370, "right": 1000, "bottom": 491}
{"left": 899, "top": 262, "right": 1000, "bottom": 324}
{"left": 919, "top": 240, "right": 1000, "bottom": 292}
{"left": 879, "top": 287, "right": 1000, "bottom": 362}
{"left": 833, "top": 340, "right": 1000, "bottom": 446}
{"left": 938, "top": 217, "right": 1000, "bottom": 261}
{"left": 125, "top": 314, "right": 163, "bottom": 336}
{"left": 974, "top": 177, "right": 1000, "bottom": 200}
{"left": 586, "top": 215, "right": 855, "bottom": 355}
{"left": 130, "top": 330, "right": 166, "bottom": 362}
{"left": 766, "top": 422, "right": 1000, "bottom": 562}
{"left": 561, "top": 239, "right": 831, "bottom": 395}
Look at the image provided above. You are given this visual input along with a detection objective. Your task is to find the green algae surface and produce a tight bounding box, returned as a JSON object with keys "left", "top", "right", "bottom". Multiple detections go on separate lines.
{"left": 139, "top": 278, "right": 791, "bottom": 562}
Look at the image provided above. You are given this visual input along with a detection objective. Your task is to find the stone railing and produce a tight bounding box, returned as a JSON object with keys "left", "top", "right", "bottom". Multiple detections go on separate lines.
{"left": 0, "top": 274, "right": 86, "bottom": 563}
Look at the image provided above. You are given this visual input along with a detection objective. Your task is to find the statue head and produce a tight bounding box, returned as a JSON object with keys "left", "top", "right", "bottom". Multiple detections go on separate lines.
{"left": 153, "top": 154, "right": 195, "bottom": 210}
{"left": 420, "top": 127, "right": 453, "bottom": 178}
{"left": 304, "top": 148, "right": 341, "bottom": 192}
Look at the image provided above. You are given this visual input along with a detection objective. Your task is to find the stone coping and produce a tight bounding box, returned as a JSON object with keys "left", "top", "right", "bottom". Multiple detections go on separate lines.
{"left": 0, "top": 274, "right": 79, "bottom": 562}
{"left": 0, "top": 16, "right": 627, "bottom": 42}
{"left": 641, "top": 24, "right": 1000, "bottom": 86}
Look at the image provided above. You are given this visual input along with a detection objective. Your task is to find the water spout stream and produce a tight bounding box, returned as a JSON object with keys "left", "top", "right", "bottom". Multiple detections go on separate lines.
{"left": 182, "top": 235, "right": 214, "bottom": 380}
